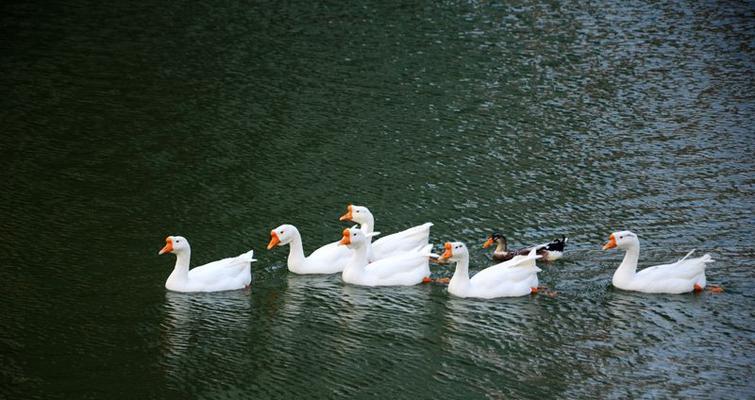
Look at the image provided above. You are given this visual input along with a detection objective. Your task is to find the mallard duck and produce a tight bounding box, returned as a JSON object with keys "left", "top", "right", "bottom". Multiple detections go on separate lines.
{"left": 483, "top": 233, "right": 567, "bottom": 262}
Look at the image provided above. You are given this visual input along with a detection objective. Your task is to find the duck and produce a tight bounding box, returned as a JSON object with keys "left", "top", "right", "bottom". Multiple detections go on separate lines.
{"left": 483, "top": 233, "right": 567, "bottom": 262}
{"left": 158, "top": 236, "right": 254, "bottom": 292}
{"left": 267, "top": 224, "right": 352, "bottom": 274}
{"left": 602, "top": 230, "right": 714, "bottom": 294}
{"left": 339, "top": 227, "right": 435, "bottom": 287}
{"left": 339, "top": 204, "right": 432, "bottom": 262}
{"left": 438, "top": 241, "right": 542, "bottom": 298}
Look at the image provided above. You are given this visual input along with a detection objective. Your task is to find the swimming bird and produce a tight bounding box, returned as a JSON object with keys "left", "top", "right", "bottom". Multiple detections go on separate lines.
{"left": 602, "top": 230, "right": 715, "bottom": 294}
{"left": 158, "top": 236, "right": 254, "bottom": 292}
{"left": 339, "top": 227, "right": 435, "bottom": 287}
{"left": 267, "top": 224, "right": 351, "bottom": 274}
{"left": 339, "top": 204, "right": 432, "bottom": 262}
{"left": 483, "top": 233, "right": 567, "bottom": 262}
{"left": 439, "top": 241, "right": 542, "bottom": 298}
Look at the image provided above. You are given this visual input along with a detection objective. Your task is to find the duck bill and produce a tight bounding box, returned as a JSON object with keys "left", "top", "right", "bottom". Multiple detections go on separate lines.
{"left": 339, "top": 205, "right": 353, "bottom": 221}
{"left": 482, "top": 237, "right": 494, "bottom": 249}
{"left": 441, "top": 242, "right": 453, "bottom": 259}
{"left": 267, "top": 232, "right": 281, "bottom": 250}
{"left": 602, "top": 234, "right": 617, "bottom": 250}
{"left": 338, "top": 228, "right": 351, "bottom": 245}
{"left": 158, "top": 238, "right": 173, "bottom": 255}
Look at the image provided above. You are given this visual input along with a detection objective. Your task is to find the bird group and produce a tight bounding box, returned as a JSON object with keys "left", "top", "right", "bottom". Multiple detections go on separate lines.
{"left": 157, "top": 204, "right": 717, "bottom": 297}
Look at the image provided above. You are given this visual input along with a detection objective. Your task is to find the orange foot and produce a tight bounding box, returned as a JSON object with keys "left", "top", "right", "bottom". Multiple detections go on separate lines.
{"left": 422, "top": 277, "right": 432, "bottom": 284}
{"left": 707, "top": 284, "right": 724, "bottom": 293}
{"left": 694, "top": 283, "right": 704, "bottom": 292}
{"left": 436, "top": 277, "right": 450, "bottom": 284}
{"left": 530, "top": 287, "right": 538, "bottom": 294}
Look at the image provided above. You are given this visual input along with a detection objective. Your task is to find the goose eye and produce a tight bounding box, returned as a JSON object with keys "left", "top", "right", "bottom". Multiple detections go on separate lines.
{"left": 279, "top": 230, "right": 284, "bottom": 234}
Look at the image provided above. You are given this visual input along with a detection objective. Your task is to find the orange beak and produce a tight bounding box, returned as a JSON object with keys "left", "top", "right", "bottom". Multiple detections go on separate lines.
{"left": 339, "top": 228, "right": 351, "bottom": 245}
{"left": 158, "top": 237, "right": 173, "bottom": 255}
{"left": 441, "top": 242, "right": 453, "bottom": 259}
{"left": 603, "top": 233, "right": 617, "bottom": 250}
{"left": 339, "top": 205, "right": 353, "bottom": 221}
{"left": 482, "top": 237, "right": 494, "bottom": 249}
{"left": 267, "top": 232, "right": 281, "bottom": 250}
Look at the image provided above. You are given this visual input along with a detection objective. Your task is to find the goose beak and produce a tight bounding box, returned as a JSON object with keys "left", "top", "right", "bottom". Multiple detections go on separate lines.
{"left": 158, "top": 237, "right": 173, "bottom": 255}
{"left": 602, "top": 234, "right": 617, "bottom": 250}
{"left": 482, "top": 237, "right": 494, "bottom": 249}
{"left": 267, "top": 232, "right": 281, "bottom": 250}
{"left": 440, "top": 242, "right": 453, "bottom": 259}
{"left": 338, "top": 228, "right": 351, "bottom": 245}
{"left": 339, "top": 205, "right": 353, "bottom": 221}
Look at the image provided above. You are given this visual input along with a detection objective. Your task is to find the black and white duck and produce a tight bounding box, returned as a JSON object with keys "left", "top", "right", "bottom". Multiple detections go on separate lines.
{"left": 483, "top": 233, "right": 567, "bottom": 262}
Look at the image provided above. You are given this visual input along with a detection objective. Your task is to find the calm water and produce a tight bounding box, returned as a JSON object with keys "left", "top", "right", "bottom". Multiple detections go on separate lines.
{"left": 1, "top": 0, "right": 753, "bottom": 398}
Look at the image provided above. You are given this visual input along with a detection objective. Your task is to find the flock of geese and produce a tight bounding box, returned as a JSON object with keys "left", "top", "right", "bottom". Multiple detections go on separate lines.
{"left": 157, "top": 204, "right": 718, "bottom": 298}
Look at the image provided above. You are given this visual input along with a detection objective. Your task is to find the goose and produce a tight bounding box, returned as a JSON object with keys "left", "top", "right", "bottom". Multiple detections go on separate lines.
{"left": 339, "top": 227, "right": 435, "bottom": 287}
{"left": 339, "top": 204, "right": 432, "bottom": 261}
{"left": 483, "top": 233, "right": 567, "bottom": 262}
{"left": 267, "top": 224, "right": 351, "bottom": 274}
{"left": 158, "top": 236, "right": 254, "bottom": 292}
{"left": 439, "top": 242, "right": 542, "bottom": 298}
{"left": 602, "top": 230, "right": 715, "bottom": 294}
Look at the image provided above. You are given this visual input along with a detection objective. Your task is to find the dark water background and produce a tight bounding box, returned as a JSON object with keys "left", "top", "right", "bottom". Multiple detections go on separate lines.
{"left": 1, "top": 0, "right": 753, "bottom": 398}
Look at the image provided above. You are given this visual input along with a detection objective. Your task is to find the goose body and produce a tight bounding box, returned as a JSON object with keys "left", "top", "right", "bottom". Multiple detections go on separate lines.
{"left": 267, "top": 224, "right": 351, "bottom": 274}
{"left": 441, "top": 242, "right": 542, "bottom": 299}
{"left": 340, "top": 204, "right": 432, "bottom": 261}
{"left": 339, "top": 227, "right": 433, "bottom": 287}
{"left": 158, "top": 236, "right": 254, "bottom": 293}
{"left": 484, "top": 233, "right": 567, "bottom": 262}
{"left": 603, "top": 231, "right": 713, "bottom": 294}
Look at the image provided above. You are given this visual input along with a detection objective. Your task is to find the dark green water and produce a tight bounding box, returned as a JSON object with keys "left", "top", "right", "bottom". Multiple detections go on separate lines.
{"left": 1, "top": 0, "right": 754, "bottom": 398}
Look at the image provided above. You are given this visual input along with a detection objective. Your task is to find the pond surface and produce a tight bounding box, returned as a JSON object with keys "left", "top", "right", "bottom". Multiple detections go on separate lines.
{"left": 1, "top": 0, "right": 753, "bottom": 398}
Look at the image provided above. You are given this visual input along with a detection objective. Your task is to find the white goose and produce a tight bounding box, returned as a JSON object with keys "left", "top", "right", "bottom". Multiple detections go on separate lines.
{"left": 339, "top": 227, "right": 434, "bottom": 287}
{"left": 339, "top": 204, "right": 432, "bottom": 262}
{"left": 158, "top": 236, "right": 254, "bottom": 292}
{"left": 267, "top": 224, "right": 351, "bottom": 274}
{"left": 439, "top": 242, "right": 542, "bottom": 299}
{"left": 603, "top": 230, "right": 714, "bottom": 294}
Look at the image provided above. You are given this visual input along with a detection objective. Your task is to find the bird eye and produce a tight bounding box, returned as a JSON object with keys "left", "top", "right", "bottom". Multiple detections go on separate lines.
{"left": 619, "top": 236, "right": 623, "bottom": 239}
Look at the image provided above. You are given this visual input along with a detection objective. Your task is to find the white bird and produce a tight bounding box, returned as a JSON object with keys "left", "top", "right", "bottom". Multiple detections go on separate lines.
{"left": 158, "top": 236, "right": 254, "bottom": 292}
{"left": 339, "top": 227, "right": 435, "bottom": 287}
{"left": 440, "top": 242, "right": 542, "bottom": 299}
{"left": 267, "top": 224, "right": 351, "bottom": 274}
{"left": 339, "top": 204, "right": 432, "bottom": 262}
{"left": 602, "top": 230, "right": 714, "bottom": 294}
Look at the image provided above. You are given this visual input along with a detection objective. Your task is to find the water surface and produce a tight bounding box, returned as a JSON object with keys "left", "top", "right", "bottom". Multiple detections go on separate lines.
{"left": 1, "top": 0, "right": 753, "bottom": 398}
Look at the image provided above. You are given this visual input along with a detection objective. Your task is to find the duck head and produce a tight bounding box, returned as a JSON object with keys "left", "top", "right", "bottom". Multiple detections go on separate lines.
{"left": 158, "top": 235, "right": 190, "bottom": 255}
{"left": 338, "top": 227, "right": 379, "bottom": 248}
{"left": 602, "top": 230, "right": 638, "bottom": 250}
{"left": 483, "top": 233, "right": 507, "bottom": 250}
{"left": 440, "top": 241, "right": 467, "bottom": 262}
{"left": 267, "top": 224, "right": 298, "bottom": 249}
{"left": 339, "top": 204, "right": 373, "bottom": 224}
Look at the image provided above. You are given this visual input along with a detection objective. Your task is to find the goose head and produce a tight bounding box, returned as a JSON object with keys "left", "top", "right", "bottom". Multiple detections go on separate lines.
{"left": 339, "top": 204, "right": 373, "bottom": 225}
{"left": 158, "top": 236, "right": 190, "bottom": 255}
{"left": 338, "top": 227, "right": 378, "bottom": 248}
{"left": 440, "top": 241, "right": 468, "bottom": 262}
{"left": 267, "top": 224, "right": 299, "bottom": 249}
{"left": 602, "top": 230, "right": 638, "bottom": 250}
{"left": 482, "top": 233, "right": 507, "bottom": 250}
